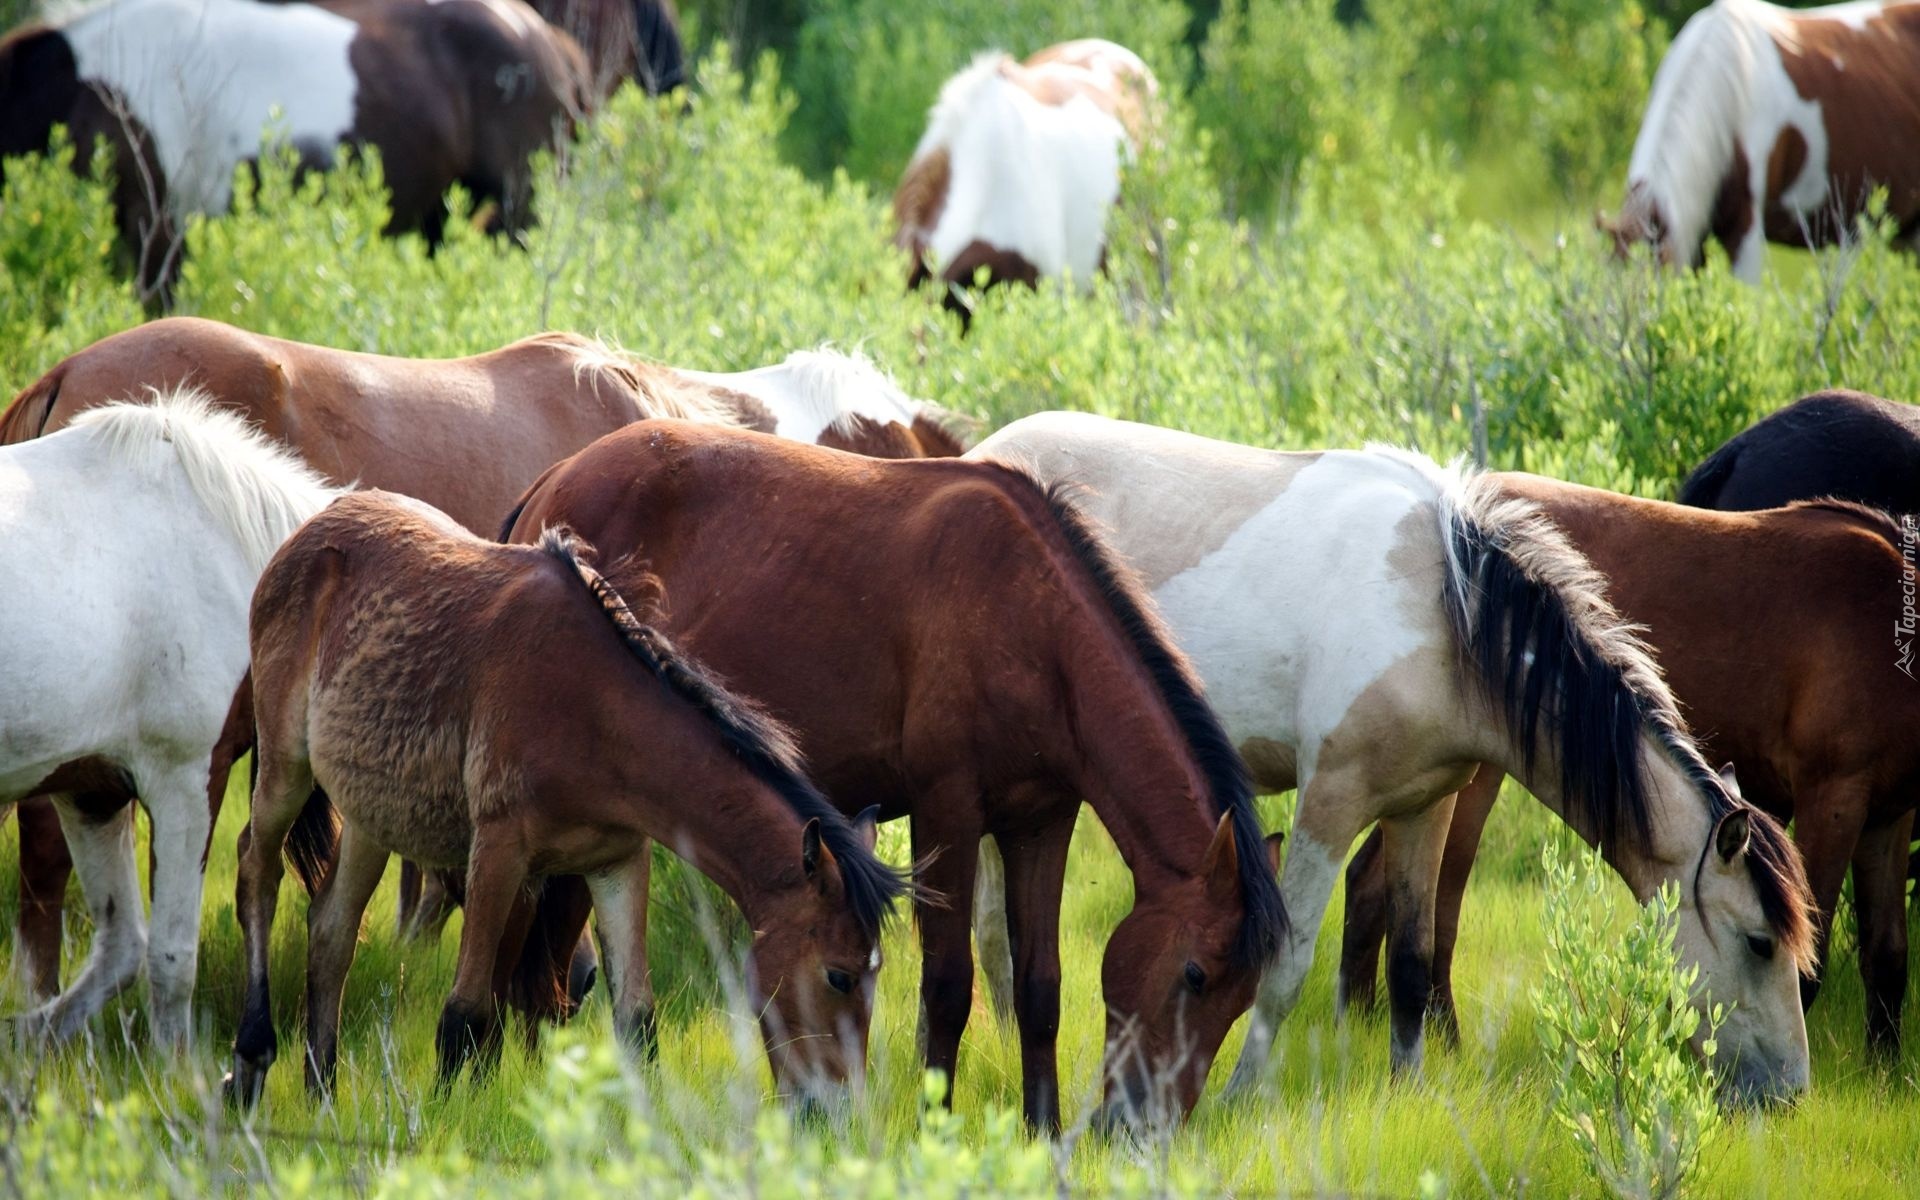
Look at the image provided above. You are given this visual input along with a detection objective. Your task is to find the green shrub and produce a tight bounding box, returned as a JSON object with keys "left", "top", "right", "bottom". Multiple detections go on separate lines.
{"left": 1533, "top": 842, "right": 1724, "bottom": 1200}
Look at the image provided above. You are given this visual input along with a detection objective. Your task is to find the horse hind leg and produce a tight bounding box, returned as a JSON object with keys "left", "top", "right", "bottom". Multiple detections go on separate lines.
{"left": 226, "top": 745, "right": 318, "bottom": 1108}
{"left": 971, "top": 835, "right": 1016, "bottom": 1024}
{"left": 996, "top": 817, "right": 1074, "bottom": 1135}
{"left": 436, "top": 822, "right": 529, "bottom": 1083}
{"left": 21, "top": 797, "right": 146, "bottom": 1043}
{"left": 1850, "top": 811, "right": 1913, "bottom": 1055}
{"left": 1336, "top": 827, "right": 1389, "bottom": 1017}
{"left": 304, "top": 824, "right": 390, "bottom": 1096}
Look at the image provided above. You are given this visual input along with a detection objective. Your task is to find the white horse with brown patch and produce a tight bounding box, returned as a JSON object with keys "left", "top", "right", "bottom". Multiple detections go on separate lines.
{"left": 1603, "top": 0, "right": 1920, "bottom": 280}
{"left": 973, "top": 412, "right": 1816, "bottom": 1107}
{"left": 0, "top": 390, "right": 340, "bottom": 1047}
{"left": 892, "top": 39, "right": 1158, "bottom": 320}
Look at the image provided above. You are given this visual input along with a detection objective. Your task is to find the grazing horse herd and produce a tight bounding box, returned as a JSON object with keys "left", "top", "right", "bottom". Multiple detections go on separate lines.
{"left": 2, "top": 0, "right": 1920, "bottom": 1143}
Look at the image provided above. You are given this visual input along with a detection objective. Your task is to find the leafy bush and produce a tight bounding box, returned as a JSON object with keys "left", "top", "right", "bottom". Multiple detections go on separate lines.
{"left": 1533, "top": 842, "right": 1724, "bottom": 1200}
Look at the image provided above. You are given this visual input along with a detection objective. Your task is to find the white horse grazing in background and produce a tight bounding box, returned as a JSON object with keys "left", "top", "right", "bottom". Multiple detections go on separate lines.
{"left": 972, "top": 412, "right": 1816, "bottom": 1110}
{"left": 1602, "top": 0, "right": 1920, "bottom": 281}
{"left": 0, "top": 391, "right": 340, "bottom": 1046}
{"left": 892, "top": 39, "right": 1158, "bottom": 317}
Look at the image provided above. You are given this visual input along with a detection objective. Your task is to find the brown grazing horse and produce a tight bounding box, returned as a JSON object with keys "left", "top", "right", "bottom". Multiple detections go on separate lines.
{"left": 0, "top": 316, "right": 962, "bottom": 1003}
{"left": 1601, "top": 0, "right": 1920, "bottom": 282}
{"left": 1340, "top": 476, "right": 1920, "bottom": 1049}
{"left": 1680, "top": 389, "right": 1920, "bottom": 514}
{"left": 0, "top": 0, "right": 591, "bottom": 300}
{"left": 230, "top": 490, "right": 907, "bottom": 1105}
{"left": 893, "top": 39, "right": 1158, "bottom": 323}
{"left": 525, "top": 0, "right": 685, "bottom": 97}
{"left": 501, "top": 422, "right": 1287, "bottom": 1131}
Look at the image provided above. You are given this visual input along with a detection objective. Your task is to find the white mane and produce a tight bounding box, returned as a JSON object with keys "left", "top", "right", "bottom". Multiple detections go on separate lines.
{"left": 73, "top": 387, "right": 341, "bottom": 572}
{"left": 680, "top": 348, "right": 934, "bottom": 444}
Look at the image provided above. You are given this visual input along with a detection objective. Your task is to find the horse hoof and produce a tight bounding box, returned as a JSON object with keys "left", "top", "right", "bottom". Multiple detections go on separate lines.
{"left": 222, "top": 1061, "right": 268, "bottom": 1111}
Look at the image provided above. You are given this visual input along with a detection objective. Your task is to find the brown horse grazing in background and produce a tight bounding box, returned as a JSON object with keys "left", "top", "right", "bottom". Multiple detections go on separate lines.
{"left": 1341, "top": 478, "right": 1920, "bottom": 1050}
{"left": 501, "top": 422, "right": 1287, "bottom": 1132}
{"left": 229, "top": 490, "right": 908, "bottom": 1106}
{"left": 0, "top": 316, "right": 965, "bottom": 997}
{"left": 525, "top": 0, "right": 685, "bottom": 97}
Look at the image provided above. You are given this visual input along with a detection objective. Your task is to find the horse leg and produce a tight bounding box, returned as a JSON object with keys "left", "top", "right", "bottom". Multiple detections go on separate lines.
{"left": 403, "top": 868, "right": 461, "bottom": 941}
{"left": 1378, "top": 793, "right": 1457, "bottom": 1075}
{"left": 21, "top": 797, "right": 145, "bottom": 1041}
{"left": 1226, "top": 775, "right": 1369, "bottom": 1095}
{"left": 584, "top": 849, "right": 657, "bottom": 1061}
{"left": 910, "top": 796, "right": 982, "bottom": 1108}
{"left": 1850, "top": 811, "right": 1913, "bottom": 1054}
{"left": 396, "top": 860, "right": 424, "bottom": 937}
{"left": 303, "top": 825, "right": 390, "bottom": 1096}
{"left": 436, "top": 825, "right": 528, "bottom": 1083}
{"left": 227, "top": 746, "right": 315, "bottom": 1108}
{"left": 997, "top": 817, "right": 1074, "bottom": 1135}
{"left": 1791, "top": 779, "right": 1871, "bottom": 1010}
{"left": 972, "top": 835, "right": 1016, "bottom": 1025}
{"left": 144, "top": 765, "right": 215, "bottom": 1050}
{"left": 14, "top": 796, "right": 72, "bottom": 1003}
{"left": 1336, "top": 827, "right": 1387, "bottom": 1017}
{"left": 1425, "top": 766, "right": 1502, "bottom": 1043}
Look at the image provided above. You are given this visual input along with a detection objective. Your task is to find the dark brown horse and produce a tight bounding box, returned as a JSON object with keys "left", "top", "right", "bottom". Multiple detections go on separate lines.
{"left": 525, "top": 0, "right": 684, "bottom": 97}
{"left": 1340, "top": 476, "right": 1920, "bottom": 1049}
{"left": 1, "top": 316, "right": 963, "bottom": 1004}
{"left": 501, "top": 421, "right": 1287, "bottom": 1131}
{"left": 0, "top": 0, "right": 591, "bottom": 300}
{"left": 1680, "top": 389, "right": 1920, "bottom": 514}
{"left": 229, "top": 490, "right": 907, "bottom": 1105}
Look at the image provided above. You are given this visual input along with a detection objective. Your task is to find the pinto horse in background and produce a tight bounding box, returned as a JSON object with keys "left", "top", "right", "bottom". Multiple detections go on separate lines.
{"left": 0, "top": 0, "right": 591, "bottom": 299}
{"left": 228, "top": 491, "right": 907, "bottom": 1105}
{"left": 1600, "top": 0, "right": 1920, "bottom": 282}
{"left": 501, "top": 422, "right": 1287, "bottom": 1132}
{"left": 1680, "top": 389, "right": 1920, "bottom": 513}
{"left": 525, "top": 0, "right": 685, "bottom": 97}
{"left": 973, "top": 412, "right": 1815, "bottom": 1104}
{"left": 1337, "top": 478, "right": 1920, "bottom": 1051}
{"left": 893, "top": 39, "right": 1158, "bottom": 324}
{"left": 0, "top": 316, "right": 962, "bottom": 1004}
{"left": 0, "top": 392, "right": 340, "bottom": 1047}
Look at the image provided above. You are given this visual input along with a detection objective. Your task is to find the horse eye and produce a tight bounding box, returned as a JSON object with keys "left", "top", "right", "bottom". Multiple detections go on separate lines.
{"left": 825, "top": 968, "right": 855, "bottom": 994}
{"left": 1184, "top": 962, "right": 1207, "bottom": 994}
{"left": 1746, "top": 934, "right": 1775, "bottom": 962}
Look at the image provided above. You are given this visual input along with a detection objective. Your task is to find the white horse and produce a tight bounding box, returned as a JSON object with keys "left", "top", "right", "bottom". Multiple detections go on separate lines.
{"left": 972, "top": 412, "right": 1816, "bottom": 1105}
{"left": 0, "top": 390, "right": 340, "bottom": 1046}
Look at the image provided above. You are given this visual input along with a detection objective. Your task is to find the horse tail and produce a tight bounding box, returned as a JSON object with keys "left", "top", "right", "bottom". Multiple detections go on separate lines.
{"left": 505, "top": 875, "right": 595, "bottom": 1024}
{"left": 1678, "top": 431, "right": 1744, "bottom": 507}
{"left": 285, "top": 787, "right": 341, "bottom": 895}
{"left": 1429, "top": 464, "right": 1687, "bottom": 855}
{"left": 0, "top": 366, "right": 62, "bottom": 444}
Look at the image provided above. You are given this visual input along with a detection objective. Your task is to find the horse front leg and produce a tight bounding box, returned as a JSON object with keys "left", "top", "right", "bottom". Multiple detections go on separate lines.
{"left": 437, "top": 824, "right": 529, "bottom": 1083}
{"left": 1378, "top": 792, "right": 1457, "bottom": 1075}
{"left": 997, "top": 817, "right": 1074, "bottom": 1135}
{"left": 144, "top": 765, "right": 216, "bottom": 1050}
{"left": 584, "top": 848, "right": 657, "bottom": 1061}
{"left": 22, "top": 797, "right": 145, "bottom": 1042}
{"left": 14, "top": 796, "right": 72, "bottom": 1004}
{"left": 1850, "top": 811, "right": 1913, "bottom": 1054}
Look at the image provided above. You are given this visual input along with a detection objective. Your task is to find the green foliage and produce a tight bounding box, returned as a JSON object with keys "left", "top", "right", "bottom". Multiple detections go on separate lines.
{"left": 1533, "top": 843, "right": 1724, "bottom": 1200}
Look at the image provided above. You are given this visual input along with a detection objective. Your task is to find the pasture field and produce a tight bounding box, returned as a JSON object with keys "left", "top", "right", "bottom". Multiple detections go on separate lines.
{"left": 4, "top": 1, "right": 1920, "bottom": 1194}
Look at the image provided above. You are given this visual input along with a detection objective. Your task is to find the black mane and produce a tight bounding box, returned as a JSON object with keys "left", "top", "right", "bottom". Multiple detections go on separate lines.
{"left": 538, "top": 527, "right": 909, "bottom": 936}
{"left": 1015, "top": 475, "right": 1288, "bottom": 970}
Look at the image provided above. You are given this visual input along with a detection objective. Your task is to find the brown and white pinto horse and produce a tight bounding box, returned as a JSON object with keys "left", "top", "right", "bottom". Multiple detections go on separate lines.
{"left": 1601, "top": 0, "right": 1920, "bottom": 281}
{"left": 893, "top": 39, "right": 1158, "bottom": 321}
{"left": 0, "top": 316, "right": 961, "bottom": 1003}
{"left": 1341, "top": 476, "right": 1920, "bottom": 1050}
{"left": 524, "top": 0, "right": 684, "bottom": 97}
{"left": 501, "top": 422, "right": 1287, "bottom": 1131}
{"left": 228, "top": 490, "right": 907, "bottom": 1105}
{"left": 0, "top": 0, "right": 591, "bottom": 298}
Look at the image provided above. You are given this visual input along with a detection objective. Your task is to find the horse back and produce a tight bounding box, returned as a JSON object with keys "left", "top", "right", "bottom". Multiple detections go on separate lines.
{"left": 1682, "top": 391, "right": 1920, "bottom": 513}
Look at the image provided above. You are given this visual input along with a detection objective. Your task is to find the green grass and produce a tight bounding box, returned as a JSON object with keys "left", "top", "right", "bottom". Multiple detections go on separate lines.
{"left": 3, "top": 767, "right": 1915, "bottom": 1195}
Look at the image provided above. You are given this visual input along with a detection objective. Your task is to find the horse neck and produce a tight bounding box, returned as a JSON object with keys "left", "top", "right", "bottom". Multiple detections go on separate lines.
{"left": 1506, "top": 728, "right": 1710, "bottom": 902}
{"left": 635, "top": 769, "right": 802, "bottom": 928}
{"left": 1040, "top": 601, "right": 1218, "bottom": 894}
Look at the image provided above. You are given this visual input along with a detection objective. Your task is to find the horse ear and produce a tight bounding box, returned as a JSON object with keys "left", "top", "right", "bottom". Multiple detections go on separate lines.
{"left": 1202, "top": 813, "right": 1239, "bottom": 902}
{"left": 1714, "top": 808, "right": 1751, "bottom": 864}
{"left": 801, "top": 818, "right": 825, "bottom": 880}
{"left": 1716, "top": 762, "right": 1743, "bottom": 799}
{"left": 853, "top": 805, "right": 881, "bottom": 852}
{"left": 1264, "top": 830, "right": 1285, "bottom": 874}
